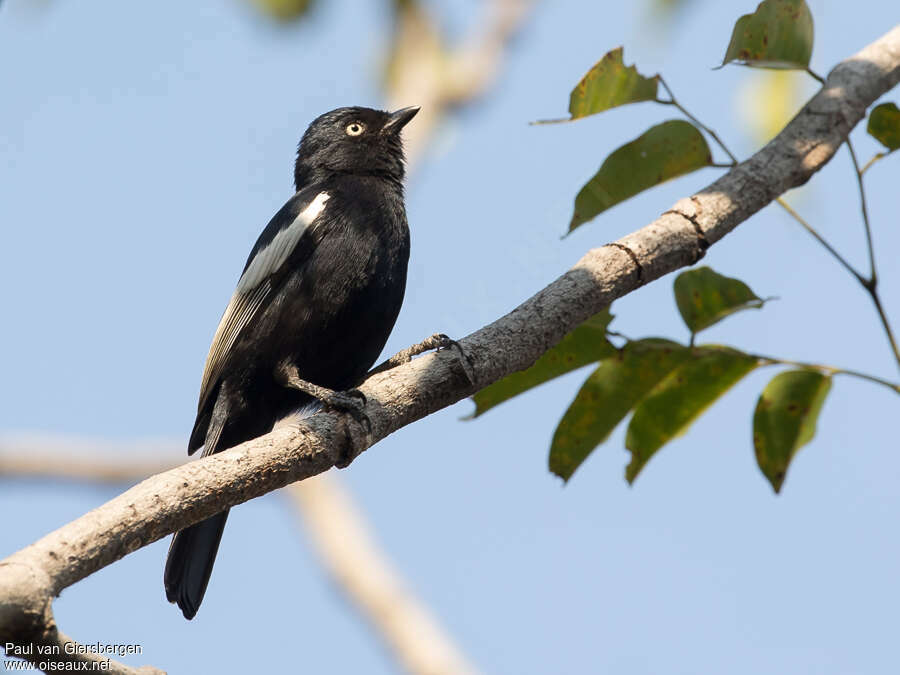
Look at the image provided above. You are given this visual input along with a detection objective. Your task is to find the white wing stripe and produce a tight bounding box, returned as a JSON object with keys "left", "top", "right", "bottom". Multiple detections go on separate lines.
{"left": 199, "top": 281, "right": 270, "bottom": 403}
{"left": 196, "top": 190, "right": 330, "bottom": 408}
{"left": 237, "top": 191, "right": 329, "bottom": 293}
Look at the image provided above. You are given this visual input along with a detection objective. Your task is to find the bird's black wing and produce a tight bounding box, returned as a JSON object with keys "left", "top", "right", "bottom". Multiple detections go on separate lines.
{"left": 193, "top": 187, "right": 331, "bottom": 441}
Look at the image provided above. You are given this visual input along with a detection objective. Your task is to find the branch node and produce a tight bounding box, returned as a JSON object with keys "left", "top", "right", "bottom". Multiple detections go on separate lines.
{"left": 662, "top": 207, "right": 710, "bottom": 261}
{"left": 604, "top": 242, "right": 644, "bottom": 284}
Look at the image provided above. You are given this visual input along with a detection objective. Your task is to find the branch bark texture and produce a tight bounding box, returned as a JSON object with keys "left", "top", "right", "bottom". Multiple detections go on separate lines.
{"left": 2, "top": 22, "right": 899, "bottom": 672}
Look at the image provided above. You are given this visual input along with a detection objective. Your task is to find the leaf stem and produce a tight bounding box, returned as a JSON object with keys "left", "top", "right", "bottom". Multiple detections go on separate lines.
{"left": 606, "top": 329, "right": 635, "bottom": 343}
{"left": 805, "top": 67, "right": 826, "bottom": 84}
{"left": 656, "top": 76, "right": 739, "bottom": 165}
{"left": 750, "top": 353, "right": 900, "bottom": 395}
{"left": 860, "top": 152, "right": 886, "bottom": 175}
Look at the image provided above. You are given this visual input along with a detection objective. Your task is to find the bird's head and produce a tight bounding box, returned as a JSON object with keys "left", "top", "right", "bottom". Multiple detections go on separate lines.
{"left": 293, "top": 106, "right": 420, "bottom": 191}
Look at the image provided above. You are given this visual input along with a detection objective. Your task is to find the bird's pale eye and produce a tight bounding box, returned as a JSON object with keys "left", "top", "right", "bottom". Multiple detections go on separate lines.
{"left": 345, "top": 122, "right": 365, "bottom": 136}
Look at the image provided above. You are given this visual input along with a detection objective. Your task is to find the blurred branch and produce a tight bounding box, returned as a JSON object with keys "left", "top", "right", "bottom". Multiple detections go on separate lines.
{"left": 0, "top": 448, "right": 176, "bottom": 484}
{"left": 1, "top": 21, "right": 899, "bottom": 675}
{"left": 0, "top": 438, "right": 477, "bottom": 675}
{"left": 288, "top": 476, "right": 477, "bottom": 675}
{"left": 384, "top": 0, "right": 535, "bottom": 167}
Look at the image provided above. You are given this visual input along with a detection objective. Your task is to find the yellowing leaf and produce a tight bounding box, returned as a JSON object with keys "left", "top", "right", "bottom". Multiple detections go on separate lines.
{"left": 549, "top": 339, "right": 691, "bottom": 481}
{"left": 570, "top": 120, "right": 711, "bottom": 231}
{"left": 625, "top": 347, "right": 759, "bottom": 482}
{"left": 566, "top": 48, "right": 659, "bottom": 120}
{"left": 721, "top": 0, "right": 814, "bottom": 69}
{"left": 674, "top": 267, "right": 765, "bottom": 334}
{"left": 753, "top": 369, "right": 831, "bottom": 493}
{"left": 867, "top": 103, "right": 900, "bottom": 151}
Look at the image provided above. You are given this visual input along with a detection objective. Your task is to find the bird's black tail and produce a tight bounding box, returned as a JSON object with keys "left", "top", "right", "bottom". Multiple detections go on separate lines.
{"left": 164, "top": 509, "right": 229, "bottom": 620}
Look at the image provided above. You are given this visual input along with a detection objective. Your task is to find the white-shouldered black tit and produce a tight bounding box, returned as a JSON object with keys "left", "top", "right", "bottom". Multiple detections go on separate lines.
{"left": 164, "top": 105, "right": 419, "bottom": 619}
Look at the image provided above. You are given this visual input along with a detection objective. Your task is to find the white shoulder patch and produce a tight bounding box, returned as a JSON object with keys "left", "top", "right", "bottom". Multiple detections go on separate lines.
{"left": 196, "top": 191, "right": 330, "bottom": 406}
{"left": 237, "top": 191, "right": 330, "bottom": 293}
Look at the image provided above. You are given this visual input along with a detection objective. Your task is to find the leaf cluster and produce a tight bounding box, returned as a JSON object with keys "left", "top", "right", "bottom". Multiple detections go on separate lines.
{"left": 473, "top": 0, "right": 900, "bottom": 494}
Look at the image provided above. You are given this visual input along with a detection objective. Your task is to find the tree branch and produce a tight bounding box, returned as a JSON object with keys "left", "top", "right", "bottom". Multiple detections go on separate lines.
{"left": 287, "top": 477, "right": 478, "bottom": 675}
{"left": 2, "top": 22, "right": 899, "bottom": 673}
{"left": 1, "top": 439, "right": 479, "bottom": 675}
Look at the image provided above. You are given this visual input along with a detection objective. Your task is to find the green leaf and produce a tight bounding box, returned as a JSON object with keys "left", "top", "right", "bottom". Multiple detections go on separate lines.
{"left": 570, "top": 120, "right": 711, "bottom": 231}
{"left": 470, "top": 310, "right": 615, "bottom": 417}
{"left": 721, "top": 0, "right": 814, "bottom": 69}
{"left": 563, "top": 48, "right": 659, "bottom": 121}
{"left": 867, "top": 103, "right": 900, "bottom": 151}
{"left": 625, "top": 347, "right": 759, "bottom": 483}
{"left": 674, "top": 267, "right": 766, "bottom": 334}
{"left": 249, "top": 0, "right": 315, "bottom": 22}
{"left": 753, "top": 369, "right": 831, "bottom": 493}
{"left": 549, "top": 339, "right": 691, "bottom": 481}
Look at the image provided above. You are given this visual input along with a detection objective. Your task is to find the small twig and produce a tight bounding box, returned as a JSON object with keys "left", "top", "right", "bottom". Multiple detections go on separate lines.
{"left": 775, "top": 198, "right": 866, "bottom": 284}
{"left": 776, "top": 194, "right": 900, "bottom": 371}
{"left": 656, "top": 76, "right": 739, "bottom": 165}
{"left": 847, "top": 139, "right": 900, "bottom": 370}
{"left": 868, "top": 289, "right": 900, "bottom": 371}
{"left": 846, "top": 139, "right": 877, "bottom": 283}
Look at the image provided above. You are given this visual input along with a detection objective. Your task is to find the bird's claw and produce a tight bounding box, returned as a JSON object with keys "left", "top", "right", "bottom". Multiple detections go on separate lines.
{"left": 433, "top": 333, "right": 455, "bottom": 351}
{"left": 322, "top": 388, "right": 371, "bottom": 434}
{"left": 434, "top": 335, "right": 476, "bottom": 387}
{"left": 277, "top": 362, "right": 372, "bottom": 433}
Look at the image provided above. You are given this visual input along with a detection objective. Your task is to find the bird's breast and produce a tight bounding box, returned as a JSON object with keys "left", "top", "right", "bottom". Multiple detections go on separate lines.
{"left": 266, "top": 212, "right": 409, "bottom": 389}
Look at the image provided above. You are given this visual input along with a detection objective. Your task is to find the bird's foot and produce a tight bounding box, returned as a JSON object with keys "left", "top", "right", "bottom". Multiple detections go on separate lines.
{"left": 277, "top": 362, "right": 371, "bottom": 434}
{"left": 369, "top": 333, "right": 461, "bottom": 376}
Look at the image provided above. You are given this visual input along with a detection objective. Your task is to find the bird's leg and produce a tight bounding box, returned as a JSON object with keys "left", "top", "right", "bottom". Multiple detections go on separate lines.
{"left": 276, "top": 361, "right": 370, "bottom": 434}
{"left": 368, "top": 333, "right": 458, "bottom": 376}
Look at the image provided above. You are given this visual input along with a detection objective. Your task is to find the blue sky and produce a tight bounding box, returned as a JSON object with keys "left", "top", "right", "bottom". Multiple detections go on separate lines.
{"left": 2, "top": 1, "right": 899, "bottom": 673}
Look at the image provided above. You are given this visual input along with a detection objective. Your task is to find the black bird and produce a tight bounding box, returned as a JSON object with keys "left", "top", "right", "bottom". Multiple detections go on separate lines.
{"left": 164, "top": 105, "right": 420, "bottom": 620}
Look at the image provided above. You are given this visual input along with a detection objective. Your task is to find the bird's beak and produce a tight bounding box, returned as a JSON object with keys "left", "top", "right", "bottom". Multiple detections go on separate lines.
{"left": 383, "top": 106, "right": 420, "bottom": 134}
